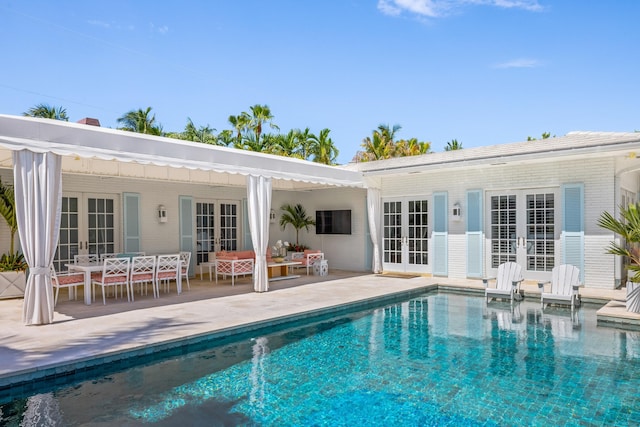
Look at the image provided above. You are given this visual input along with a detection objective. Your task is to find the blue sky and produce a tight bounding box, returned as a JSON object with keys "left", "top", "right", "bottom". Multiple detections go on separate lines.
{"left": 1, "top": 1, "right": 638, "bottom": 164}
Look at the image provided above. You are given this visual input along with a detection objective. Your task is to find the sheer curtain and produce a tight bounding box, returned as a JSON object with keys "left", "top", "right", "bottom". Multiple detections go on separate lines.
{"left": 247, "top": 175, "right": 272, "bottom": 292}
{"left": 367, "top": 187, "right": 382, "bottom": 274}
{"left": 13, "top": 150, "right": 63, "bottom": 325}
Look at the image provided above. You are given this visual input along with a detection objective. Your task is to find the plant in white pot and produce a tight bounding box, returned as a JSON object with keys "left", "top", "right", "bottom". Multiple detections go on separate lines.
{"left": 0, "top": 177, "right": 27, "bottom": 299}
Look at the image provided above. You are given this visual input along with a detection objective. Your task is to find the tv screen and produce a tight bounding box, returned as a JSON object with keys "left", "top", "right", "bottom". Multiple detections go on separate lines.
{"left": 316, "top": 210, "right": 352, "bottom": 235}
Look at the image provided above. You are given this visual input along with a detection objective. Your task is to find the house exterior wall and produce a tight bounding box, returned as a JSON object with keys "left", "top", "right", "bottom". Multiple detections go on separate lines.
{"left": 0, "top": 168, "right": 369, "bottom": 272}
{"left": 273, "top": 187, "right": 369, "bottom": 271}
{"left": 376, "top": 156, "right": 618, "bottom": 288}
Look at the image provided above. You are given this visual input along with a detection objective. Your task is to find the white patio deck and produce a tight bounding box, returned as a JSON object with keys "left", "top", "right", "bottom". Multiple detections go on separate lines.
{"left": 0, "top": 272, "right": 633, "bottom": 392}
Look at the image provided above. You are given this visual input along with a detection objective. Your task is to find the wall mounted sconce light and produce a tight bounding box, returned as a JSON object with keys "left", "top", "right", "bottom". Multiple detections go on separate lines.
{"left": 158, "top": 204, "right": 168, "bottom": 223}
{"left": 269, "top": 209, "right": 276, "bottom": 224}
{"left": 452, "top": 202, "right": 462, "bottom": 221}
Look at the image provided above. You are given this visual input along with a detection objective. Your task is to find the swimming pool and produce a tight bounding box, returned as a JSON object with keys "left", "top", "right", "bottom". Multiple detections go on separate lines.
{"left": 1, "top": 292, "right": 639, "bottom": 425}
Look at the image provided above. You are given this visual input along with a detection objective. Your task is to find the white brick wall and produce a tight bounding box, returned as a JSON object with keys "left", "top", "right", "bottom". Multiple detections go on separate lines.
{"left": 378, "top": 157, "right": 619, "bottom": 288}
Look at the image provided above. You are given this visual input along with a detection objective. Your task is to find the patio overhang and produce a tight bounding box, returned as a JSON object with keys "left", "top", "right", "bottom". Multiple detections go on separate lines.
{"left": 0, "top": 114, "right": 364, "bottom": 190}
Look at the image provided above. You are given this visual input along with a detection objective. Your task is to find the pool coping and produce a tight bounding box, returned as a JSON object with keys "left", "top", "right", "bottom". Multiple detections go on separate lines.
{"left": 0, "top": 283, "right": 438, "bottom": 395}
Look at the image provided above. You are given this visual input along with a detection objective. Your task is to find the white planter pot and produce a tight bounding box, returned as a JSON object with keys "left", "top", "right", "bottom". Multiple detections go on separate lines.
{"left": 0, "top": 271, "right": 26, "bottom": 299}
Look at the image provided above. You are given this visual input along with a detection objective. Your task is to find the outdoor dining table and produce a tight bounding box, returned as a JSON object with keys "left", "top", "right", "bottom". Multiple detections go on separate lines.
{"left": 65, "top": 263, "right": 103, "bottom": 305}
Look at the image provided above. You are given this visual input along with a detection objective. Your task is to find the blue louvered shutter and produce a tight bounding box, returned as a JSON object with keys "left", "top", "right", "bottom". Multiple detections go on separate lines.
{"left": 432, "top": 192, "right": 448, "bottom": 276}
{"left": 179, "top": 196, "right": 194, "bottom": 274}
{"left": 562, "top": 184, "right": 584, "bottom": 281}
{"left": 466, "top": 190, "right": 483, "bottom": 278}
{"left": 123, "top": 193, "right": 140, "bottom": 253}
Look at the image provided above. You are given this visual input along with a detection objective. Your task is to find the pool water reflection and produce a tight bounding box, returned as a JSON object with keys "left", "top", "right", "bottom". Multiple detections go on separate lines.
{"left": 1, "top": 292, "right": 639, "bottom": 426}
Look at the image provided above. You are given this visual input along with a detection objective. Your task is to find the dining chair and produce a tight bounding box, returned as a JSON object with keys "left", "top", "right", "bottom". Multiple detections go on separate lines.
{"left": 50, "top": 264, "right": 85, "bottom": 306}
{"left": 129, "top": 255, "right": 157, "bottom": 300}
{"left": 156, "top": 254, "right": 181, "bottom": 295}
{"left": 179, "top": 251, "right": 191, "bottom": 290}
{"left": 100, "top": 253, "right": 117, "bottom": 262}
{"left": 92, "top": 258, "right": 131, "bottom": 305}
{"left": 74, "top": 254, "right": 99, "bottom": 265}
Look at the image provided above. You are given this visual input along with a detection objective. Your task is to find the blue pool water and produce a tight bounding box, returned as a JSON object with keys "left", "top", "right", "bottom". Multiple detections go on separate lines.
{"left": 1, "top": 292, "right": 639, "bottom": 426}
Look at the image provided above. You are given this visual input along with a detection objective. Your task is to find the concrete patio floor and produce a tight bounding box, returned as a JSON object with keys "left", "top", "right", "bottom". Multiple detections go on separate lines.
{"left": 0, "top": 271, "right": 635, "bottom": 395}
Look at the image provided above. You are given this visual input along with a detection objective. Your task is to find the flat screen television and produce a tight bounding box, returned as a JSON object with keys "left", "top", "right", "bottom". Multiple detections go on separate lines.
{"left": 316, "top": 209, "right": 351, "bottom": 235}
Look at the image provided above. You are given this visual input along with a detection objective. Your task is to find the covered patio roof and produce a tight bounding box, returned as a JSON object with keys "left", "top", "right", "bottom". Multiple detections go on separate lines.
{"left": 0, "top": 115, "right": 364, "bottom": 190}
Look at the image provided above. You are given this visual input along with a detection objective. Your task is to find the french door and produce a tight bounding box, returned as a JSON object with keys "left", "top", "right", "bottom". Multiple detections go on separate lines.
{"left": 486, "top": 188, "right": 559, "bottom": 281}
{"left": 53, "top": 193, "right": 119, "bottom": 271}
{"left": 195, "top": 200, "right": 240, "bottom": 264}
{"left": 382, "top": 197, "right": 430, "bottom": 273}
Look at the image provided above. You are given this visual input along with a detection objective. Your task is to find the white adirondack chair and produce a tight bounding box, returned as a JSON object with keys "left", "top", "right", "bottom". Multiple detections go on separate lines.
{"left": 483, "top": 262, "right": 524, "bottom": 303}
{"left": 538, "top": 264, "right": 582, "bottom": 311}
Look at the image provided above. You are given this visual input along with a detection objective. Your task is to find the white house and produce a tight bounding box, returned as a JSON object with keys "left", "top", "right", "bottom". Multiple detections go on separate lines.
{"left": 350, "top": 131, "right": 640, "bottom": 289}
{"left": 0, "top": 114, "right": 639, "bottom": 324}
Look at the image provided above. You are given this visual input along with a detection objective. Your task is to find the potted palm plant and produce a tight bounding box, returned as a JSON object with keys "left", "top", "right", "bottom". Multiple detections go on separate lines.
{"left": 279, "top": 203, "right": 315, "bottom": 253}
{"left": 0, "top": 177, "right": 27, "bottom": 299}
{"left": 598, "top": 203, "right": 640, "bottom": 312}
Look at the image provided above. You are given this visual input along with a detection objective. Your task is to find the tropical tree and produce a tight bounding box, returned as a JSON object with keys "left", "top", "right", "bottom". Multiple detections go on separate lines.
{"left": 248, "top": 104, "right": 279, "bottom": 143}
{"left": 228, "top": 112, "right": 251, "bottom": 146}
{"left": 357, "top": 129, "right": 393, "bottom": 161}
{"left": 279, "top": 203, "right": 316, "bottom": 246}
{"left": 268, "top": 130, "right": 304, "bottom": 158}
{"left": 181, "top": 118, "right": 217, "bottom": 144}
{"left": 527, "top": 132, "right": 554, "bottom": 141}
{"left": 598, "top": 203, "right": 640, "bottom": 281}
{"left": 23, "top": 103, "right": 69, "bottom": 121}
{"left": 444, "top": 139, "right": 463, "bottom": 151}
{"left": 394, "top": 138, "right": 431, "bottom": 157}
{"left": 0, "top": 178, "right": 18, "bottom": 254}
{"left": 117, "top": 107, "right": 162, "bottom": 135}
{"left": 309, "top": 128, "right": 339, "bottom": 165}
{"left": 217, "top": 130, "right": 235, "bottom": 147}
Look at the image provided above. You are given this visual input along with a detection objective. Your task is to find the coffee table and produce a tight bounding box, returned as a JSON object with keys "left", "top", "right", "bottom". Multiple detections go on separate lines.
{"left": 267, "top": 261, "right": 302, "bottom": 282}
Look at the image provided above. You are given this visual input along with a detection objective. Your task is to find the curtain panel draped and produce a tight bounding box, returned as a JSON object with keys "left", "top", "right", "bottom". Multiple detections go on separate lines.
{"left": 367, "top": 188, "right": 382, "bottom": 274}
{"left": 247, "top": 175, "right": 272, "bottom": 292}
{"left": 13, "top": 150, "right": 63, "bottom": 325}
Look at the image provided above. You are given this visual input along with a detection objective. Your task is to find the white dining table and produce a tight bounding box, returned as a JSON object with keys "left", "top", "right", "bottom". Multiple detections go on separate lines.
{"left": 65, "top": 263, "right": 103, "bottom": 305}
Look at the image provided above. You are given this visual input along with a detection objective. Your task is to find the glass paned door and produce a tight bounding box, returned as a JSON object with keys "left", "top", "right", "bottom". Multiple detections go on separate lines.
{"left": 54, "top": 193, "right": 118, "bottom": 271}
{"left": 382, "top": 197, "right": 429, "bottom": 273}
{"left": 87, "top": 197, "right": 115, "bottom": 258}
{"left": 196, "top": 201, "right": 239, "bottom": 264}
{"left": 53, "top": 196, "right": 80, "bottom": 272}
{"left": 487, "top": 189, "right": 558, "bottom": 280}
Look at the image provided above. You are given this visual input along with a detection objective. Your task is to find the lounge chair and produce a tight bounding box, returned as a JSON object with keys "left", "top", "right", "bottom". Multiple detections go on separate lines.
{"left": 538, "top": 264, "right": 582, "bottom": 311}
{"left": 483, "top": 262, "right": 524, "bottom": 303}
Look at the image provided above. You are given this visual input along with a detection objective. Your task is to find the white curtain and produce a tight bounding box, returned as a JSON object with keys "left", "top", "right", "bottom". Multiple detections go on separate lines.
{"left": 14, "top": 150, "right": 63, "bottom": 325}
{"left": 367, "top": 187, "right": 382, "bottom": 274}
{"left": 247, "top": 175, "right": 272, "bottom": 292}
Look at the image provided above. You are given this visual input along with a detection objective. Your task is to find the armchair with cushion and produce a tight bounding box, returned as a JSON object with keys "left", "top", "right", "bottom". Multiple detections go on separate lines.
{"left": 215, "top": 250, "right": 255, "bottom": 286}
{"left": 291, "top": 250, "right": 324, "bottom": 276}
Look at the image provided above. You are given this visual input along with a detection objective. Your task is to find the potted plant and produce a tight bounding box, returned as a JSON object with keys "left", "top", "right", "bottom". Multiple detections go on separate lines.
{"left": 598, "top": 203, "right": 640, "bottom": 312}
{"left": 279, "top": 203, "right": 315, "bottom": 253}
{"left": 0, "top": 177, "right": 27, "bottom": 299}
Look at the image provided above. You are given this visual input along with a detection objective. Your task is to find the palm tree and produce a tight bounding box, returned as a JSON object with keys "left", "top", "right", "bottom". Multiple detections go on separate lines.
{"left": 279, "top": 203, "right": 315, "bottom": 246}
{"left": 444, "top": 139, "right": 463, "bottom": 151}
{"left": 117, "top": 107, "right": 162, "bottom": 135}
{"left": 358, "top": 129, "right": 393, "bottom": 161}
{"left": 0, "top": 178, "right": 18, "bottom": 254}
{"left": 23, "top": 103, "right": 69, "bottom": 121}
{"left": 228, "top": 112, "right": 251, "bottom": 146}
{"left": 249, "top": 104, "right": 279, "bottom": 143}
{"left": 217, "top": 130, "right": 235, "bottom": 147}
{"left": 182, "top": 118, "right": 217, "bottom": 144}
{"left": 598, "top": 203, "right": 640, "bottom": 281}
{"left": 268, "top": 130, "right": 304, "bottom": 158}
{"left": 309, "top": 128, "right": 339, "bottom": 165}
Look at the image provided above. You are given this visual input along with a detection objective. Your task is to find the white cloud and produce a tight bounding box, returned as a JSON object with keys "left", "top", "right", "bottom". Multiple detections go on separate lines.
{"left": 149, "top": 23, "right": 169, "bottom": 34}
{"left": 493, "top": 58, "right": 542, "bottom": 68}
{"left": 87, "top": 20, "right": 111, "bottom": 29}
{"left": 377, "top": 0, "right": 543, "bottom": 18}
